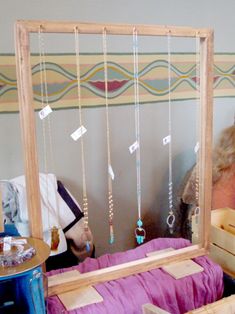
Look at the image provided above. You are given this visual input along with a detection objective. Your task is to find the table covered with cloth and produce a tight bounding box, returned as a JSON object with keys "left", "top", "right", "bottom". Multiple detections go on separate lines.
{"left": 47, "top": 238, "right": 223, "bottom": 314}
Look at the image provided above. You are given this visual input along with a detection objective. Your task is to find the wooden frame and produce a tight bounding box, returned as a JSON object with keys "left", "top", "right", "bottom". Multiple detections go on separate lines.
{"left": 14, "top": 21, "right": 214, "bottom": 296}
{"left": 142, "top": 295, "right": 235, "bottom": 314}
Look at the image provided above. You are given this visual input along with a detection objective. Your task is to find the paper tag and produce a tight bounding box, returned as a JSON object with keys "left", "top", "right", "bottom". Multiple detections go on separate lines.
{"left": 71, "top": 126, "right": 87, "bottom": 141}
{"left": 108, "top": 165, "right": 115, "bottom": 180}
{"left": 12, "top": 239, "right": 27, "bottom": 245}
{"left": 129, "top": 141, "right": 139, "bottom": 154}
{"left": 39, "top": 105, "right": 52, "bottom": 119}
{"left": 194, "top": 142, "right": 200, "bottom": 153}
{"left": 163, "top": 135, "right": 171, "bottom": 145}
{"left": 3, "top": 236, "right": 12, "bottom": 252}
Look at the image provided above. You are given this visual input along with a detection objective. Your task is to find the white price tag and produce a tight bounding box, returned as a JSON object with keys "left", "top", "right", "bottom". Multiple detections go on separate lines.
{"left": 194, "top": 142, "right": 200, "bottom": 153}
{"left": 3, "top": 236, "right": 12, "bottom": 252}
{"left": 13, "top": 239, "right": 27, "bottom": 245}
{"left": 129, "top": 141, "right": 139, "bottom": 154}
{"left": 39, "top": 105, "right": 52, "bottom": 120}
{"left": 108, "top": 165, "right": 115, "bottom": 180}
{"left": 71, "top": 126, "right": 87, "bottom": 141}
{"left": 163, "top": 135, "right": 171, "bottom": 145}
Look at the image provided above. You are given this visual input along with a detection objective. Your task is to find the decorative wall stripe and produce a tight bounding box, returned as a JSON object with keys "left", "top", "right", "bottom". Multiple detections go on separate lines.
{"left": 0, "top": 53, "right": 234, "bottom": 112}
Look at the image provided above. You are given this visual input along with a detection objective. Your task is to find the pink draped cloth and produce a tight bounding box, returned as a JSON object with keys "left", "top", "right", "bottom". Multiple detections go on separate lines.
{"left": 47, "top": 238, "right": 223, "bottom": 314}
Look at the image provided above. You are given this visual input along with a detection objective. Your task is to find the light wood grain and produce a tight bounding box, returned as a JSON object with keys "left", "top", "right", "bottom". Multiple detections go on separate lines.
{"left": 209, "top": 243, "right": 235, "bottom": 277}
{"left": 58, "top": 286, "right": 103, "bottom": 311}
{"left": 143, "top": 295, "right": 235, "bottom": 314}
{"left": 48, "top": 270, "right": 80, "bottom": 287}
{"left": 15, "top": 22, "right": 43, "bottom": 240}
{"left": 209, "top": 208, "right": 235, "bottom": 276}
{"left": 162, "top": 259, "right": 204, "bottom": 279}
{"left": 16, "top": 20, "right": 211, "bottom": 37}
{"left": 199, "top": 31, "right": 214, "bottom": 250}
{"left": 146, "top": 247, "right": 175, "bottom": 257}
{"left": 186, "top": 295, "right": 235, "bottom": 313}
{"left": 142, "top": 303, "right": 170, "bottom": 314}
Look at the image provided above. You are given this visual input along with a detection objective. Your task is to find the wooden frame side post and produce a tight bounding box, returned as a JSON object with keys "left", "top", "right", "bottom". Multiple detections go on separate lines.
{"left": 15, "top": 22, "right": 43, "bottom": 239}
{"left": 199, "top": 30, "right": 214, "bottom": 250}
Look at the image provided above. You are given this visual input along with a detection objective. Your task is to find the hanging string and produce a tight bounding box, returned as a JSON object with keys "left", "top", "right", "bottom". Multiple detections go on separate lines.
{"left": 194, "top": 32, "right": 201, "bottom": 236}
{"left": 38, "top": 26, "right": 48, "bottom": 178}
{"left": 102, "top": 28, "right": 114, "bottom": 244}
{"left": 133, "top": 28, "right": 146, "bottom": 245}
{"left": 38, "top": 27, "right": 55, "bottom": 175}
{"left": 38, "top": 26, "right": 60, "bottom": 251}
{"left": 166, "top": 31, "right": 175, "bottom": 234}
{"left": 74, "top": 27, "right": 91, "bottom": 252}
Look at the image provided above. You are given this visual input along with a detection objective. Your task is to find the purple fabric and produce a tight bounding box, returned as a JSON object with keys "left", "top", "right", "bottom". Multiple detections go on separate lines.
{"left": 47, "top": 238, "right": 223, "bottom": 314}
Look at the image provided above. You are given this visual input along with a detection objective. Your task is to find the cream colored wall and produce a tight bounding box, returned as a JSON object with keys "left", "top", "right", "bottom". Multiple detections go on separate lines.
{"left": 0, "top": 0, "right": 235, "bottom": 256}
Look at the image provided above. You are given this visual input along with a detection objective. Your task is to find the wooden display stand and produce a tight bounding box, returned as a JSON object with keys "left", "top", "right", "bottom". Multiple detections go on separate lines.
{"left": 15, "top": 20, "right": 214, "bottom": 297}
{"left": 186, "top": 295, "right": 235, "bottom": 313}
{"left": 210, "top": 208, "right": 235, "bottom": 277}
{"left": 142, "top": 295, "right": 235, "bottom": 314}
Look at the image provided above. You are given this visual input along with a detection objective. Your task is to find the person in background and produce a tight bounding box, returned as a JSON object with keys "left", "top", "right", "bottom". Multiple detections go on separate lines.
{"left": 176, "top": 125, "right": 235, "bottom": 240}
{"left": 212, "top": 125, "right": 235, "bottom": 210}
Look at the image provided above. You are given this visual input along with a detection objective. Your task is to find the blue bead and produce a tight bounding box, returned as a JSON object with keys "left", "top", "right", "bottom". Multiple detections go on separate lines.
{"left": 136, "top": 235, "right": 144, "bottom": 245}
{"left": 86, "top": 241, "right": 90, "bottom": 252}
{"left": 137, "top": 219, "right": 143, "bottom": 228}
{"left": 109, "top": 236, "right": 114, "bottom": 244}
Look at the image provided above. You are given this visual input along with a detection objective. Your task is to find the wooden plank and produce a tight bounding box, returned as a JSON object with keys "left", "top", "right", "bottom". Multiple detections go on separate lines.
{"left": 162, "top": 260, "right": 204, "bottom": 279}
{"left": 146, "top": 247, "right": 174, "bottom": 257}
{"left": 48, "top": 246, "right": 206, "bottom": 296}
{"left": 211, "top": 208, "right": 227, "bottom": 226}
{"left": 48, "top": 270, "right": 80, "bottom": 286}
{"left": 16, "top": 20, "right": 211, "bottom": 37}
{"left": 211, "top": 208, "right": 235, "bottom": 254}
{"left": 142, "top": 303, "right": 170, "bottom": 314}
{"left": 49, "top": 270, "right": 104, "bottom": 310}
{"left": 186, "top": 295, "right": 235, "bottom": 313}
{"left": 143, "top": 296, "right": 235, "bottom": 314}
{"left": 58, "top": 286, "right": 103, "bottom": 311}
{"left": 199, "top": 31, "right": 214, "bottom": 250}
{"left": 212, "top": 208, "right": 235, "bottom": 235}
{"left": 209, "top": 243, "right": 235, "bottom": 277}
{"left": 15, "top": 22, "right": 43, "bottom": 239}
{"left": 211, "top": 225, "right": 235, "bottom": 255}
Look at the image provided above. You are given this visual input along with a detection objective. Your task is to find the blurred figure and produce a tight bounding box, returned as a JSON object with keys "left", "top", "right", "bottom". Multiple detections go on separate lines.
{"left": 212, "top": 125, "right": 235, "bottom": 210}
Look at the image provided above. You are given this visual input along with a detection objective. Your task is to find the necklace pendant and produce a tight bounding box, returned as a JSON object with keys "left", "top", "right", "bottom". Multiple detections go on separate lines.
{"left": 109, "top": 223, "right": 114, "bottom": 244}
{"left": 50, "top": 226, "right": 60, "bottom": 251}
{"left": 135, "top": 219, "right": 146, "bottom": 245}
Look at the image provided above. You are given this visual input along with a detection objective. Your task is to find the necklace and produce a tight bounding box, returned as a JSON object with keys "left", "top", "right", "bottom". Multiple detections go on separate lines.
{"left": 103, "top": 28, "right": 115, "bottom": 244}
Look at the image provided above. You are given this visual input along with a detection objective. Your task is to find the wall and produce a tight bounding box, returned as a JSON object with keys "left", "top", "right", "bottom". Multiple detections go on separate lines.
{"left": 0, "top": 0, "right": 234, "bottom": 256}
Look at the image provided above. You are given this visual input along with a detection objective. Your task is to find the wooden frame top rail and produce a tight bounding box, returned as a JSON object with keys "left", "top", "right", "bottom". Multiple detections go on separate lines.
{"left": 16, "top": 20, "right": 212, "bottom": 38}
